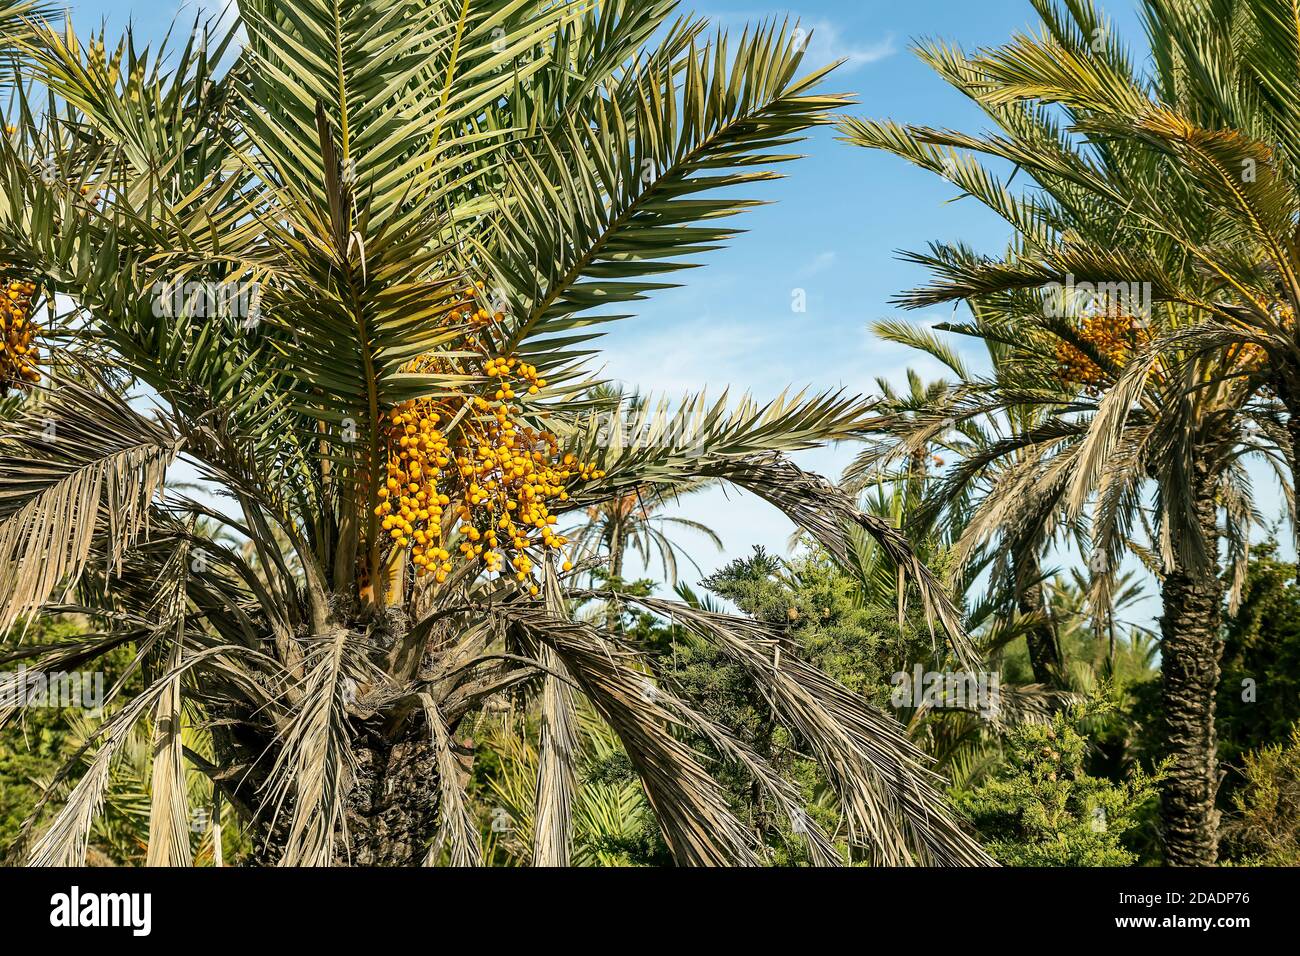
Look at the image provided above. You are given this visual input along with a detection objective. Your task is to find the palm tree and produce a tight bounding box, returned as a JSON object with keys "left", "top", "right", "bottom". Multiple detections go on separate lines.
{"left": 569, "top": 477, "right": 721, "bottom": 633}
{"left": 847, "top": 326, "right": 1068, "bottom": 686}
{"left": 838, "top": 0, "right": 1284, "bottom": 863}
{"left": 1039, "top": 569, "right": 1159, "bottom": 690}
{"left": 931, "top": 0, "right": 1300, "bottom": 524}
{"left": 569, "top": 482, "right": 721, "bottom": 588}
{"left": 0, "top": 1, "right": 986, "bottom": 866}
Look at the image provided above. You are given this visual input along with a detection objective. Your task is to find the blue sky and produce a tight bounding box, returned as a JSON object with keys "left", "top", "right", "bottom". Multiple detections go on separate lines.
{"left": 64, "top": 0, "right": 1283, "bottom": 627}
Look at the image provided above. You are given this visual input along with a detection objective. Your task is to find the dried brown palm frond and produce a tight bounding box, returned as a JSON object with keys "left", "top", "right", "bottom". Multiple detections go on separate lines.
{"left": 0, "top": 380, "right": 182, "bottom": 634}
{"left": 554, "top": 389, "right": 977, "bottom": 665}
{"left": 497, "top": 603, "right": 764, "bottom": 866}
{"left": 529, "top": 564, "right": 579, "bottom": 867}
{"left": 419, "top": 692, "right": 482, "bottom": 867}
{"left": 261, "top": 626, "right": 364, "bottom": 867}
{"left": 144, "top": 645, "right": 193, "bottom": 868}
{"left": 706, "top": 452, "right": 978, "bottom": 671}
{"left": 580, "top": 592, "right": 991, "bottom": 866}
{"left": 21, "top": 644, "right": 251, "bottom": 866}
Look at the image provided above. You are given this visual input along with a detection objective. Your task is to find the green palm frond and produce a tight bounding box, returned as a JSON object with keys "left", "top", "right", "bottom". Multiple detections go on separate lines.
{"left": 486, "top": 20, "right": 850, "bottom": 365}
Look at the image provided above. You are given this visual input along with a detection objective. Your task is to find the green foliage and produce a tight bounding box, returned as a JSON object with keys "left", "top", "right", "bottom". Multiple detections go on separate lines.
{"left": 1, "top": 616, "right": 248, "bottom": 865}
{"left": 1223, "top": 723, "right": 1300, "bottom": 866}
{"left": 467, "top": 707, "right": 670, "bottom": 867}
{"left": 703, "top": 546, "right": 938, "bottom": 708}
{"left": 0, "top": 616, "right": 86, "bottom": 853}
{"left": 999, "top": 574, "right": 1162, "bottom": 793}
{"left": 0, "top": 698, "right": 66, "bottom": 851}
{"left": 629, "top": 546, "right": 940, "bottom": 862}
{"left": 1000, "top": 574, "right": 1159, "bottom": 691}
{"left": 1219, "top": 542, "right": 1300, "bottom": 774}
{"left": 951, "top": 697, "right": 1162, "bottom": 866}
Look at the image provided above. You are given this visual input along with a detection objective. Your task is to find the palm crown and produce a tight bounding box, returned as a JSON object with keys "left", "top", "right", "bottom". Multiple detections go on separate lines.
{"left": 0, "top": 0, "right": 988, "bottom": 866}
{"left": 838, "top": 0, "right": 1291, "bottom": 864}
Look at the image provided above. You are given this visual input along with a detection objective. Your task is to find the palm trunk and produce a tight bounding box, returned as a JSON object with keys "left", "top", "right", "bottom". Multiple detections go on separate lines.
{"left": 1276, "top": 373, "right": 1300, "bottom": 573}
{"left": 238, "top": 722, "right": 442, "bottom": 866}
{"left": 605, "top": 518, "right": 625, "bottom": 632}
{"left": 1158, "top": 469, "right": 1224, "bottom": 866}
{"left": 218, "top": 667, "right": 446, "bottom": 867}
{"left": 1287, "top": 385, "right": 1300, "bottom": 569}
{"left": 340, "top": 726, "right": 441, "bottom": 865}
{"left": 609, "top": 518, "right": 625, "bottom": 582}
{"left": 1016, "top": 556, "right": 1061, "bottom": 685}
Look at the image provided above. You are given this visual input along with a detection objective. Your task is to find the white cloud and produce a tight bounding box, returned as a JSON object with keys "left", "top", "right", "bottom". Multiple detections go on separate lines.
{"left": 797, "top": 250, "right": 837, "bottom": 278}
{"left": 800, "top": 21, "right": 896, "bottom": 73}
{"left": 704, "top": 10, "right": 897, "bottom": 72}
{"left": 598, "top": 316, "right": 782, "bottom": 398}
{"left": 598, "top": 308, "right": 966, "bottom": 405}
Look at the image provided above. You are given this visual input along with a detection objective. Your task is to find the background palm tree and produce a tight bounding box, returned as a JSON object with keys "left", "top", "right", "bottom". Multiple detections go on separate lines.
{"left": 838, "top": 0, "right": 1285, "bottom": 863}
{"left": 568, "top": 477, "right": 722, "bottom": 631}
{"left": 559, "top": 387, "right": 722, "bottom": 596}
{"left": 570, "top": 482, "right": 722, "bottom": 588}
{"left": 847, "top": 323, "right": 1070, "bottom": 686}
{"left": 564, "top": 387, "right": 722, "bottom": 592}
{"left": 0, "top": 0, "right": 986, "bottom": 866}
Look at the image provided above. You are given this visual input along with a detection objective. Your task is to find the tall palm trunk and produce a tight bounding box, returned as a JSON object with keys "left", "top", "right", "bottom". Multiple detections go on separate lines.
{"left": 1282, "top": 379, "right": 1300, "bottom": 566}
{"left": 605, "top": 517, "right": 626, "bottom": 632}
{"left": 608, "top": 516, "right": 626, "bottom": 583}
{"left": 1016, "top": 553, "right": 1060, "bottom": 685}
{"left": 1158, "top": 468, "right": 1224, "bottom": 866}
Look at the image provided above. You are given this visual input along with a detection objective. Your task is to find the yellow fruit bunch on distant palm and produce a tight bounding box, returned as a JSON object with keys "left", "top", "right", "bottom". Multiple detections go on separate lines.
{"left": 0, "top": 277, "right": 40, "bottom": 395}
{"left": 374, "top": 285, "right": 604, "bottom": 592}
{"left": 1055, "top": 311, "right": 1153, "bottom": 393}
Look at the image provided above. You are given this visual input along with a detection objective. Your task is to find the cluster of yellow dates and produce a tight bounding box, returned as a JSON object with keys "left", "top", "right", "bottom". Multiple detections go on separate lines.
{"left": 374, "top": 286, "right": 605, "bottom": 593}
{"left": 1055, "top": 310, "right": 1271, "bottom": 394}
{"left": 0, "top": 278, "right": 40, "bottom": 395}
{"left": 1055, "top": 312, "right": 1151, "bottom": 392}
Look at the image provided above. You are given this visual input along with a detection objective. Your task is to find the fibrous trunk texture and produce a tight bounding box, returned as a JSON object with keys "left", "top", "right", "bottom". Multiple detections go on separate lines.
{"left": 339, "top": 726, "right": 440, "bottom": 866}
{"left": 1288, "top": 385, "right": 1300, "bottom": 565}
{"left": 229, "top": 713, "right": 443, "bottom": 866}
{"left": 1158, "top": 471, "right": 1224, "bottom": 866}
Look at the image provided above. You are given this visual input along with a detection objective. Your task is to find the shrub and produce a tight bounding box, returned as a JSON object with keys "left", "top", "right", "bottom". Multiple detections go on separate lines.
{"left": 951, "top": 698, "right": 1162, "bottom": 866}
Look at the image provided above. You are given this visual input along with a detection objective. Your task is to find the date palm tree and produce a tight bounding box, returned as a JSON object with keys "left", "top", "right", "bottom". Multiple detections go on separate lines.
{"left": 846, "top": 324, "right": 1069, "bottom": 686}
{"left": 937, "top": 0, "right": 1300, "bottom": 524}
{"left": 0, "top": 1, "right": 986, "bottom": 866}
{"left": 572, "top": 486, "right": 722, "bottom": 586}
{"left": 839, "top": 0, "right": 1285, "bottom": 863}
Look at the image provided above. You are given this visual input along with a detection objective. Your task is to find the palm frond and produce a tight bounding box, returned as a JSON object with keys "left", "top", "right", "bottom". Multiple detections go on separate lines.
{"left": 0, "top": 382, "right": 181, "bottom": 632}
{"left": 598, "top": 592, "right": 991, "bottom": 865}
